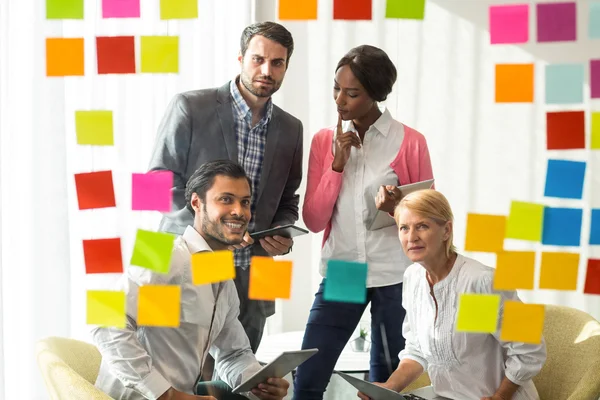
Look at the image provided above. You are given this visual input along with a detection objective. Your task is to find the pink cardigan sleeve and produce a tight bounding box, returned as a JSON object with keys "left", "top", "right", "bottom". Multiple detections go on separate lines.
{"left": 302, "top": 129, "right": 344, "bottom": 233}
{"left": 393, "top": 126, "right": 434, "bottom": 187}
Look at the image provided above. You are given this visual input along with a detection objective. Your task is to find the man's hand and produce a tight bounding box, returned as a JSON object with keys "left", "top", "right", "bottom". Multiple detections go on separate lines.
{"left": 158, "top": 387, "right": 216, "bottom": 400}
{"left": 251, "top": 377, "right": 289, "bottom": 400}
{"left": 259, "top": 235, "right": 293, "bottom": 256}
{"left": 229, "top": 231, "right": 255, "bottom": 251}
{"left": 357, "top": 382, "right": 392, "bottom": 400}
{"left": 375, "top": 185, "right": 402, "bottom": 214}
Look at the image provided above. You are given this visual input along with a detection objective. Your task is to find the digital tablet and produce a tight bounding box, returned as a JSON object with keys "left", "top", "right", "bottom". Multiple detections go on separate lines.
{"left": 249, "top": 224, "right": 309, "bottom": 240}
{"left": 232, "top": 349, "right": 318, "bottom": 393}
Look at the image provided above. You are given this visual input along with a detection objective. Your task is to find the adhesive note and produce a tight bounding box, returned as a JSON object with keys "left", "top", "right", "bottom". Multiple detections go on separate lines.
{"left": 86, "top": 290, "right": 126, "bottom": 328}
{"left": 46, "top": 38, "right": 84, "bottom": 77}
{"left": 500, "top": 301, "right": 545, "bottom": 344}
{"left": 83, "top": 238, "right": 123, "bottom": 274}
{"left": 75, "top": 110, "right": 114, "bottom": 146}
{"left": 592, "top": 112, "right": 600, "bottom": 150}
{"left": 537, "top": 1, "right": 577, "bottom": 43}
{"left": 464, "top": 214, "right": 506, "bottom": 253}
{"left": 249, "top": 257, "right": 293, "bottom": 301}
{"left": 96, "top": 36, "right": 135, "bottom": 74}
{"left": 46, "top": 0, "right": 83, "bottom": 19}
{"left": 505, "top": 201, "right": 544, "bottom": 242}
{"left": 546, "top": 111, "right": 585, "bottom": 150}
{"left": 130, "top": 229, "right": 176, "bottom": 274}
{"left": 542, "top": 207, "right": 582, "bottom": 247}
{"left": 545, "top": 64, "right": 584, "bottom": 104}
{"left": 191, "top": 251, "right": 235, "bottom": 285}
{"left": 138, "top": 285, "right": 180, "bottom": 327}
{"left": 590, "top": 209, "right": 600, "bottom": 245}
{"left": 544, "top": 159, "right": 586, "bottom": 200}
{"left": 131, "top": 171, "right": 173, "bottom": 212}
{"left": 539, "top": 252, "right": 579, "bottom": 290}
{"left": 333, "top": 0, "right": 372, "bottom": 20}
{"left": 102, "top": 0, "right": 140, "bottom": 18}
{"left": 493, "top": 251, "right": 535, "bottom": 290}
{"left": 456, "top": 293, "right": 500, "bottom": 333}
{"left": 279, "top": 0, "right": 317, "bottom": 20}
{"left": 324, "top": 260, "right": 368, "bottom": 304}
{"left": 592, "top": 59, "right": 600, "bottom": 99}
{"left": 489, "top": 4, "right": 529, "bottom": 44}
{"left": 385, "top": 0, "right": 426, "bottom": 19}
{"left": 495, "top": 64, "right": 534, "bottom": 103}
{"left": 74, "top": 171, "right": 116, "bottom": 210}
{"left": 590, "top": 1, "right": 600, "bottom": 39}
{"left": 584, "top": 259, "right": 600, "bottom": 295}
{"left": 160, "top": 0, "right": 198, "bottom": 19}
{"left": 140, "top": 36, "right": 179, "bottom": 73}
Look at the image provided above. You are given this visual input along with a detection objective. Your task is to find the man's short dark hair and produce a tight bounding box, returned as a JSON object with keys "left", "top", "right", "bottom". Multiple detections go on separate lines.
{"left": 184, "top": 160, "right": 251, "bottom": 214}
{"left": 240, "top": 22, "right": 294, "bottom": 68}
{"left": 335, "top": 45, "right": 397, "bottom": 102}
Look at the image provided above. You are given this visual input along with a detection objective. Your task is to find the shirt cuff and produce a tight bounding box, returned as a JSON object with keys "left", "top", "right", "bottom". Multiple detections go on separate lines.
{"left": 505, "top": 370, "right": 527, "bottom": 386}
{"left": 399, "top": 354, "right": 428, "bottom": 372}
{"left": 134, "top": 368, "right": 172, "bottom": 400}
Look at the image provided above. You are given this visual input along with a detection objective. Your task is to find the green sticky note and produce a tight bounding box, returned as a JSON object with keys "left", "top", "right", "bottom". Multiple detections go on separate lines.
{"left": 141, "top": 36, "right": 179, "bottom": 74}
{"left": 86, "top": 290, "right": 126, "bottom": 328}
{"left": 75, "top": 111, "right": 114, "bottom": 146}
{"left": 46, "top": 0, "right": 84, "bottom": 19}
{"left": 592, "top": 112, "right": 600, "bottom": 150}
{"left": 160, "top": 0, "right": 198, "bottom": 19}
{"left": 385, "top": 0, "right": 426, "bottom": 19}
{"left": 456, "top": 293, "right": 500, "bottom": 333}
{"left": 505, "top": 201, "right": 545, "bottom": 242}
{"left": 130, "top": 229, "right": 176, "bottom": 274}
{"left": 324, "top": 260, "right": 368, "bottom": 304}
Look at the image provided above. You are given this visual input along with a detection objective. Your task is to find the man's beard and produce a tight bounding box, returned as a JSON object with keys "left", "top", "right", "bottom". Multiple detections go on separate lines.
{"left": 240, "top": 71, "right": 281, "bottom": 98}
{"left": 201, "top": 205, "right": 246, "bottom": 246}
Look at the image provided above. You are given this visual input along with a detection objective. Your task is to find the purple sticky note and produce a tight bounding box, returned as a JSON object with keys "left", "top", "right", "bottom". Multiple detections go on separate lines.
{"left": 102, "top": 0, "right": 140, "bottom": 18}
{"left": 132, "top": 171, "right": 173, "bottom": 212}
{"left": 592, "top": 59, "right": 600, "bottom": 99}
{"left": 537, "top": 2, "right": 577, "bottom": 43}
{"left": 490, "top": 4, "right": 529, "bottom": 44}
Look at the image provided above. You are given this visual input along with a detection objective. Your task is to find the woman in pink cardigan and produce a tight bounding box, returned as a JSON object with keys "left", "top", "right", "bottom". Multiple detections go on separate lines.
{"left": 293, "top": 45, "right": 434, "bottom": 400}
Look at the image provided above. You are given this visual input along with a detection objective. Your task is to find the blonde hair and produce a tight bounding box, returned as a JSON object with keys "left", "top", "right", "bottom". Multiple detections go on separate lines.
{"left": 394, "top": 189, "right": 457, "bottom": 258}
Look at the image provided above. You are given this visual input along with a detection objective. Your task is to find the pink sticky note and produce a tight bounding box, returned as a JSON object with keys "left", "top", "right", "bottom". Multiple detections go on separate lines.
{"left": 102, "top": 0, "right": 140, "bottom": 18}
{"left": 489, "top": 4, "right": 529, "bottom": 44}
{"left": 132, "top": 171, "right": 173, "bottom": 212}
{"left": 592, "top": 59, "right": 600, "bottom": 99}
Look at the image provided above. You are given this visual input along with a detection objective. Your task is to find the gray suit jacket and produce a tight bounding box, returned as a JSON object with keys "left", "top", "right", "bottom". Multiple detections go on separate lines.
{"left": 148, "top": 81, "right": 303, "bottom": 317}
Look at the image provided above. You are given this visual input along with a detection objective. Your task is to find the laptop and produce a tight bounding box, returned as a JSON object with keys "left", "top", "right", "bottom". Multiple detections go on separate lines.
{"left": 336, "top": 371, "right": 450, "bottom": 400}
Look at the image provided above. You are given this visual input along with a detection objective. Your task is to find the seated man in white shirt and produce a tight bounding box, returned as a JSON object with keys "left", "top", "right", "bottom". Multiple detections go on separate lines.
{"left": 91, "top": 159, "right": 289, "bottom": 400}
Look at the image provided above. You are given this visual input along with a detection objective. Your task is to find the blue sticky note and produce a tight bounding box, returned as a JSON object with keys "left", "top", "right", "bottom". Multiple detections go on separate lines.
{"left": 542, "top": 207, "right": 582, "bottom": 246}
{"left": 590, "top": 1, "right": 600, "bottom": 39}
{"left": 544, "top": 159, "right": 586, "bottom": 199}
{"left": 591, "top": 209, "right": 600, "bottom": 245}
{"left": 324, "top": 260, "right": 367, "bottom": 304}
{"left": 545, "top": 64, "right": 584, "bottom": 104}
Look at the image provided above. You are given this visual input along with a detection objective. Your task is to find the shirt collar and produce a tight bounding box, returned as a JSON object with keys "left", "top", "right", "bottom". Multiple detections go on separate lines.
{"left": 341, "top": 107, "right": 392, "bottom": 137}
{"left": 182, "top": 225, "right": 213, "bottom": 254}
{"left": 229, "top": 77, "right": 273, "bottom": 124}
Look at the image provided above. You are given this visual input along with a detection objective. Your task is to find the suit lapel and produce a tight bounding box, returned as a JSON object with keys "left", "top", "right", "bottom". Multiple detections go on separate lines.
{"left": 257, "top": 111, "right": 281, "bottom": 203}
{"left": 216, "top": 82, "right": 238, "bottom": 161}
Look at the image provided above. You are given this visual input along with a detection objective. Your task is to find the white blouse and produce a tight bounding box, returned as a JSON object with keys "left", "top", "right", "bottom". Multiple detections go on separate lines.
{"left": 399, "top": 254, "right": 546, "bottom": 400}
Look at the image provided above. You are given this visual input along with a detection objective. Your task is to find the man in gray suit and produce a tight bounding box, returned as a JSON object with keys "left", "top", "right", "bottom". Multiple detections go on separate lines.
{"left": 148, "top": 21, "right": 303, "bottom": 360}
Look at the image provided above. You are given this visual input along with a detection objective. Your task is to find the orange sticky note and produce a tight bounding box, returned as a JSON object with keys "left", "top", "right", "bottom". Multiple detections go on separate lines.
{"left": 46, "top": 38, "right": 84, "bottom": 77}
{"left": 500, "top": 301, "right": 545, "bottom": 344}
{"left": 249, "top": 257, "right": 293, "bottom": 301}
{"left": 279, "top": 0, "right": 317, "bottom": 20}
{"left": 86, "top": 290, "right": 126, "bottom": 328}
{"left": 539, "top": 252, "right": 579, "bottom": 291}
{"left": 495, "top": 63, "right": 534, "bottom": 103}
{"left": 192, "top": 251, "right": 235, "bottom": 285}
{"left": 465, "top": 214, "right": 506, "bottom": 253}
{"left": 138, "top": 285, "right": 181, "bottom": 327}
{"left": 494, "top": 251, "right": 535, "bottom": 290}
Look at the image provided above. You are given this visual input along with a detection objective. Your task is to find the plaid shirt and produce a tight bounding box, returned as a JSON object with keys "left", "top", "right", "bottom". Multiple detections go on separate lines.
{"left": 230, "top": 78, "right": 273, "bottom": 269}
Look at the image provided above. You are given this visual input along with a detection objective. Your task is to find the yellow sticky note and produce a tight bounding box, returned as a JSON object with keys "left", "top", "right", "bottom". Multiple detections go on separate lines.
{"left": 456, "top": 293, "right": 500, "bottom": 333}
{"left": 160, "top": 0, "right": 198, "bottom": 19}
{"left": 465, "top": 214, "right": 506, "bottom": 253}
{"left": 140, "top": 36, "right": 179, "bottom": 73}
{"left": 192, "top": 251, "right": 235, "bottom": 285}
{"left": 539, "top": 252, "right": 579, "bottom": 291}
{"left": 75, "top": 110, "right": 113, "bottom": 146}
{"left": 494, "top": 251, "right": 535, "bottom": 290}
{"left": 279, "top": 0, "right": 317, "bottom": 20}
{"left": 138, "top": 285, "right": 180, "bottom": 327}
{"left": 505, "top": 201, "right": 545, "bottom": 242}
{"left": 86, "top": 290, "right": 126, "bottom": 328}
{"left": 500, "top": 301, "right": 545, "bottom": 344}
{"left": 249, "top": 257, "right": 293, "bottom": 301}
{"left": 592, "top": 112, "right": 600, "bottom": 150}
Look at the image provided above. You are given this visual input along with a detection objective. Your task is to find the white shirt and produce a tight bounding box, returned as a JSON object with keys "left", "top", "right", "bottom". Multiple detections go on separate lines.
{"left": 400, "top": 254, "right": 546, "bottom": 400}
{"left": 92, "top": 226, "right": 262, "bottom": 400}
{"left": 321, "top": 108, "right": 411, "bottom": 287}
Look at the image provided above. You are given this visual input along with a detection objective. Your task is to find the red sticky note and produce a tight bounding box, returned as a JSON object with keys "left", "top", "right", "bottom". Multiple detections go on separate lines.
{"left": 74, "top": 171, "right": 116, "bottom": 210}
{"left": 96, "top": 36, "right": 136, "bottom": 74}
{"left": 333, "top": 0, "right": 372, "bottom": 20}
{"left": 83, "top": 238, "right": 123, "bottom": 274}
{"left": 546, "top": 111, "right": 585, "bottom": 150}
{"left": 584, "top": 259, "right": 600, "bottom": 295}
